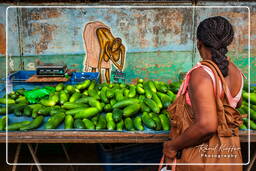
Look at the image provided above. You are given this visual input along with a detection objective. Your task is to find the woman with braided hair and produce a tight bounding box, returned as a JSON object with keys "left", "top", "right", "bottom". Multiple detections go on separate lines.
{"left": 161, "top": 16, "right": 245, "bottom": 171}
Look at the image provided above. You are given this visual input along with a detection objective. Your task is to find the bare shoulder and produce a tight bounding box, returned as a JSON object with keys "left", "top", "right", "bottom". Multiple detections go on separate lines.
{"left": 189, "top": 67, "right": 213, "bottom": 90}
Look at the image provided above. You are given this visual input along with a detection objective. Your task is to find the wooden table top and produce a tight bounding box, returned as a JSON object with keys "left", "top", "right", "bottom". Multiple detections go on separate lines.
{"left": 0, "top": 130, "right": 255, "bottom": 143}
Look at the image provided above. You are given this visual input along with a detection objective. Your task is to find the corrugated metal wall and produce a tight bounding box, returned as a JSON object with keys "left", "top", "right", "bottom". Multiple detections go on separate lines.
{"left": 0, "top": 1, "right": 254, "bottom": 83}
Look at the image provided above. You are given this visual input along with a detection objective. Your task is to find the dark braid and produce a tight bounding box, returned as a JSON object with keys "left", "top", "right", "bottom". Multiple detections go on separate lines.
{"left": 197, "top": 16, "right": 234, "bottom": 77}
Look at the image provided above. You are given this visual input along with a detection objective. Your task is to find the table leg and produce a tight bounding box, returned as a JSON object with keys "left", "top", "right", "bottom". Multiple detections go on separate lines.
{"left": 61, "top": 144, "right": 75, "bottom": 171}
{"left": 29, "top": 144, "right": 39, "bottom": 171}
{"left": 247, "top": 149, "right": 256, "bottom": 171}
{"left": 27, "top": 144, "right": 43, "bottom": 171}
{"left": 12, "top": 143, "right": 21, "bottom": 171}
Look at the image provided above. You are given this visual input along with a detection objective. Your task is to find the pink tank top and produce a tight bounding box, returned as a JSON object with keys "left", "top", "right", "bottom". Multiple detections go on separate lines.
{"left": 177, "top": 62, "right": 245, "bottom": 108}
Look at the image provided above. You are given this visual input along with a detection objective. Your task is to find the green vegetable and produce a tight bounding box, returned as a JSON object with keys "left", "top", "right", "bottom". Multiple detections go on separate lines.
{"left": 96, "top": 115, "right": 107, "bottom": 130}
{"left": 61, "top": 102, "right": 87, "bottom": 109}
{"left": 89, "top": 99, "right": 103, "bottom": 111}
{"left": 0, "top": 107, "right": 6, "bottom": 115}
{"left": 123, "top": 103, "right": 141, "bottom": 117}
{"left": 0, "top": 116, "right": 7, "bottom": 131}
{"left": 56, "top": 83, "right": 64, "bottom": 91}
{"left": 142, "top": 112, "right": 156, "bottom": 129}
{"left": 106, "top": 113, "right": 115, "bottom": 130}
{"left": 125, "top": 118, "right": 135, "bottom": 131}
{"left": 45, "top": 113, "right": 65, "bottom": 129}
{"left": 74, "top": 107, "right": 99, "bottom": 119}
{"left": 112, "top": 98, "right": 140, "bottom": 109}
{"left": 144, "top": 98, "right": 160, "bottom": 113}
{"left": 152, "top": 116, "right": 162, "bottom": 131}
{"left": 148, "top": 80, "right": 157, "bottom": 93}
{"left": 159, "top": 114, "right": 170, "bottom": 131}
{"left": 83, "top": 118, "right": 95, "bottom": 129}
{"left": 7, "top": 120, "right": 31, "bottom": 131}
{"left": 64, "top": 115, "right": 74, "bottom": 129}
{"left": 112, "top": 108, "right": 123, "bottom": 122}
{"left": 152, "top": 93, "right": 163, "bottom": 109}
{"left": 100, "top": 87, "right": 109, "bottom": 103}
{"left": 143, "top": 81, "right": 152, "bottom": 99}
{"left": 0, "top": 98, "right": 15, "bottom": 104}
{"left": 40, "top": 99, "right": 56, "bottom": 107}
{"left": 116, "top": 119, "right": 124, "bottom": 131}
{"left": 69, "top": 92, "right": 81, "bottom": 103}
{"left": 20, "top": 116, "right": 44, "bottom": 131}
{"left": 134, "top": 116, "right": 144, "bottom": 131}
{"left": 74, "top": 119, "right": 86, "bottom": 129}
{"left": 128, "top": 85, "right": 136, "bottom": 98}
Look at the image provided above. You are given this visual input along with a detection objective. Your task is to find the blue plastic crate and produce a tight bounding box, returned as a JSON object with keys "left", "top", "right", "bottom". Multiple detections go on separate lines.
{"left": 97, "top": 143, "right": 162, "bottom": 171}
{"left": 69, "top": 72, "right": 100, "bottom": 84}
{"left": 2, "top": 71, "right": 99, "bottom": 89}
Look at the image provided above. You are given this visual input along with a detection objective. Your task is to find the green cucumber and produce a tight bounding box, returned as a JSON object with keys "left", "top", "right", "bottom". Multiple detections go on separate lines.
{"left": 100, "top": 87, "right": 109, "bottom": 103}
{"left": 0, "top": 98, "right": 15, "bottom": 104}
{"left": 142, "top": 112, "right": 156, "bottom": 129}
{"left": 148, "top": 80, "right": 157, "bottom": 93}
{"left": 69, "top": 92, "right": 81, "bottom": 103}
{"left": 123, "top": 103, "right": 141, "bottom": 117}
{"left": 60, "top": 90, "right": 69, "bottom": 105}
{"left": 56, "top": 83, "right": 64, "bottom": 91}
{"left": 152, "top": 93, "right": 163, "bottom": 109}
{"left": 76, "top": 80, "right": 91, "bottom": 90}
{"left": 152, "top": 116, "right": 162, "bottom": 131}
{"left": 65, "top": 107, "right": 87, "bottom": 115}
{"left": 159, "top": 114, "right": 170, "bottom": 131}
{"left": 136, "top": 85, "right": 145, "bottom": 94}
{"left": 141, "top": 102, "right": 151, "bottom": 112}
{"left": 96, "top": 115, "right": 107, "bottom": 130}
{"left": 91, "top": 115, "right": 99, "bottom": 125}
{"left": 65, "top": 85, "right": 75, "bottom": 94}
{"left": 74, "top": 119, "right": 86, "bottom": 129}
{"left": 116, "top": 119, "right": 124, "bottom": 131}
{"left": 106, "top": 89, "right": 115, "bottom": 99}
{"left": 104, "top": 104, "right": 112, "bottom": 112}
{"left": 45, "top": 113, "right": 65, "bottom": 129}
{"left": 128, "top": 85, "right": 136, "bottom": 98}
{"left": 89, "top": 99, "right": 103, "bottom": 111}
{"left": 144, "top": 98, "right": 160, "bottom": 113}
{"left": 124, "top": 117, "right": 135, "bottom": 131}
{"left": 75, "top": 97, "right": 97, "bottom": 104}
{"left": 83, "top": 118, "right": 95, "bottom": 129}
{"left": 7, "top": 120, "right": 32, "bottom": 131}
{"left": 88, "top": 89, "right": 100, "bottom": 99}
{"left": 20, "top": 116, "right": 44, "bottom": 131}
{"left": 37, "top": 107, "right": 51, "bottom": 116}
{"left": 74, "top": 107, "right": 99, "bottom": 119}
{"left": 88, "top": 80, "right": 96, "bottom": 91}
{"left": 64, "top": 115, "right": 74, "bottom": 129}
{"left": 62, "top": 102, "right": 87, "bottom": 109}
{"left": 143, "top": 81, "right": 152, "bottom": 99}
{"left": 0, "top": 116, "right": 7, "bottom": 131}
{"left": 134, "top": 116, "right": 144, "bottom": 131}
{"left": 112, "top": 108, "right": 123, "bottom": 122}
{"left": 112, "top": 98, "right": 140, "bottom": 109}
{"left": 115, "top": 89, "right": 124, "bottom": 101}
{"left": 106, "top": 113, "right": 115, "bottom": 130}
{"left": 40, "top": 99, "right": 56, "bottom": 107}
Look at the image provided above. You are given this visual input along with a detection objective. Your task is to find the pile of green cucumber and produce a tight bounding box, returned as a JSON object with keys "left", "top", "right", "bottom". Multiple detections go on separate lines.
{"left": 237, "top": 84, "right": 256, "bottom": 130}
{"left": 0, "top": 79, "right": 181, "bottom": 131}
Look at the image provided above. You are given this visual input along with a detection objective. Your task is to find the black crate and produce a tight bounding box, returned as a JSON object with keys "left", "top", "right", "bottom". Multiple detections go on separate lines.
{"left": 97, "top": 143, "right": 163, "bottom": 171}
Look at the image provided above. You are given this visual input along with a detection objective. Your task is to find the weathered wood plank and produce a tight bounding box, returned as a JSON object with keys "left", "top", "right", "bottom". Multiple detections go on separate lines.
{"left": 0, "top": 131, "right": 254, "bottom": 143}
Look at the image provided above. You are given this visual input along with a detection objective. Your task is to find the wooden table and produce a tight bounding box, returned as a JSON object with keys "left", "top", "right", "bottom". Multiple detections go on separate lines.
{"left": 0, "top": 130, "right": 255, "bottom": 143}
{"left": 1, "top": 130, "right": 255, "bottom": 171}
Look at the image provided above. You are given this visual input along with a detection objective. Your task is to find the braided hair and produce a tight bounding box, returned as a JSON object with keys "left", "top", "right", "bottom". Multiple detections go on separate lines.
{"left": 197, "top": 16, "right": 234, "bottom": 77}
